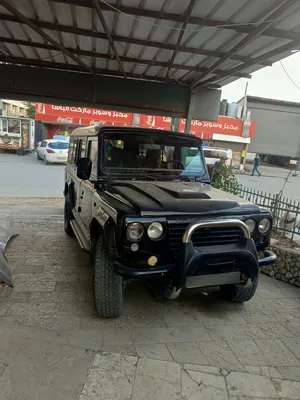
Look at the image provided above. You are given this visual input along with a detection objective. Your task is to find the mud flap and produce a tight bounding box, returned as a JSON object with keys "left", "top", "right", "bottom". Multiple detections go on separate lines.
{"left": 0, "top": 227, "right": 18, "bottom": 286}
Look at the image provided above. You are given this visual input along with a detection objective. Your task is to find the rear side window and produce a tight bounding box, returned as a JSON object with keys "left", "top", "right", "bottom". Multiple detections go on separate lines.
{"left": 80, "top": 138, "right": 87, "bottom": 158}
{"left": 204, "top": 150, "right": 227, "bottom": 159}
{"left": 68, "top": 139, "right": 78, "bottom": 163}
{"left": 48, "top": 142, "right": 69, "bottom": 149}
{"left": 88, "top": 140, "right": 98, "bottom": 177}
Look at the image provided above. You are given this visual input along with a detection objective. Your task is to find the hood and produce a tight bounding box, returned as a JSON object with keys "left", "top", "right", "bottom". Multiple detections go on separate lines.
{"left": 105, "top": 181, "right": 260, "bottom": 215}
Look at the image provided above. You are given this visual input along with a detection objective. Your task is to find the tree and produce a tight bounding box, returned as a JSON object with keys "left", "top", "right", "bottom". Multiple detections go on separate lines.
{"left": 26, "top": 102, "right": 35, "bottom": 119}
{"left": 211, "top": 165, "right": 241, "bottom": 195}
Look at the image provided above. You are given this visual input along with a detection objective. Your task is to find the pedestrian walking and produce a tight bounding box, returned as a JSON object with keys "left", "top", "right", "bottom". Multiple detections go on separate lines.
{"left": 251, "top": 153, "right": 261, "bottom": 177}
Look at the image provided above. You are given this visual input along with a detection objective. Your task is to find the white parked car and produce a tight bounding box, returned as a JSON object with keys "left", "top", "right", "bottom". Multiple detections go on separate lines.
{"left": 203, "top": 146, "right": 233, "bottom": 167}
{"left": 36, "top": 139, "right": 69, "bottom": 165}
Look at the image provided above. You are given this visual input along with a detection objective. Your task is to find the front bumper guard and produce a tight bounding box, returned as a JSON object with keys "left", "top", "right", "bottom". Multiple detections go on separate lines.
{"left": 114, "top": 220, "right": 277, "bottom": 286}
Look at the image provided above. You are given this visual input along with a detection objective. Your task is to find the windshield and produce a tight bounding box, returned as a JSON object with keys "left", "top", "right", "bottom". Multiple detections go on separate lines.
{"left": 48, "top": 142, "right": 69, "bottom": 150}
{"left": 102, "top": 133, "right": 206, "bottom": 180}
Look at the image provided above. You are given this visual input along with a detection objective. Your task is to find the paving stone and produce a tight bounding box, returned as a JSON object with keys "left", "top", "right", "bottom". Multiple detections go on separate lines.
{"left": 226, "top": 371, "right": 278, "bottom": 398}
{"left": 256, "top": 339, "right": 300, "bottom": 367}
{"left": 29, "top": 291, "right": 86, "bottom": 303}
{"left": 80, "top": 368, "right": 134, "bottom": 400}
{"left": 137, "top": 358, "right": 180, "bottom": 384}
{"left": 12, "top": 265, "right": 44, "bottom": 274}
{"left": 131, "top": 375, "right": 181, "bottom": 400}
{"left": 0, "top": 287, "right": 13, "bottom": 298}
{"left": 206, "top": 322, "right": 294, "bottom": 341}
{"left": 166, "top": 342, "right": 208, "bottom": 364}
{"left": 182, "top": 369, "right": 228, "bottom": 400}
{"left": 197, "top": 341, "right": 245, "bottom": 372}
{"left": 55, "top": 302, "right": 96, "bottom": 316}
{"left": 132, "top": 325, "right": 211, "bottom": 344}
{"left": 277, "top": 367, "right": 300, "bottom": 382}
{"left": 196, "top": 310, "right": 247, "bottom": 326}
{"left": 6, "top": 303, "right": 56, "bottom": 316}
{"left": 135, "top": 344, "right": 173, "bottom": 361}
{"left": 281, "top": 337, "right": 300, "bottom": 359}
{"left": 3, "top": 314, "right": 80, "bottom": 330}
{"left": 277, "top": 380, "right": 300, "bottom": 399}
{"left": 93, "top": 352, "right": 137, "bottom": 376}
{"left": 227, "top": 339, "right": 273, "bottom": 366}
{"left": 101, "top": 345, "right": 137, "bottom": 357}
{"left": 285, "top": 321, "right": 300, "bottom": 336}
{"left": 13, "top": 281, "right": 56, "bottom": 292}
{"left": 0, "top": 339, "right": 94, "bottom": 400}
{"left": 0, "top": 302, "right": 11, "bottom": 317}
{"left": 183, "top": 364, "right": 222, "bottom": 375}
{"left": 54, "top": 282, "right": 88, "bottom": 293}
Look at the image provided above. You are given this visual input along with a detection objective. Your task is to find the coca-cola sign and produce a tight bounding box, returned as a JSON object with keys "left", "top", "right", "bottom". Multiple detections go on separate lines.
{"left": 57, "top": 116, "right": 73, "bottom": 124}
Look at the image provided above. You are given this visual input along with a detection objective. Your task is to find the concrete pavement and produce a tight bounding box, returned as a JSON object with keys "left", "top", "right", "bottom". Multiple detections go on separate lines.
{"left": 0, "top": 198, "right": 299, "bottom": 399}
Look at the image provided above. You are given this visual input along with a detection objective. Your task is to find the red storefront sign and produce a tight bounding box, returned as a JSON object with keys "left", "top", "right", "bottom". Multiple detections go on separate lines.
{"left": 35, "top": 103, "right": 132, "bottom": 126}
{"left": 179, "top": 116, "right": 256, "bottom": 138}
{"left": 35, "top": 103, "right": 256, "bottom": 138}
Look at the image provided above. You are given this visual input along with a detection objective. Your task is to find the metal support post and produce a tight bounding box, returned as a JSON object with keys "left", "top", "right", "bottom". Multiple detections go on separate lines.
{"left": 184, "top": 92, "right": 196, "bottom": 134}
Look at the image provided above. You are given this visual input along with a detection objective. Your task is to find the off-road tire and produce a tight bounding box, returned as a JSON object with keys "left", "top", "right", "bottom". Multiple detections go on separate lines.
{"left": 64, "top": 198, "right": 75, "bottom": 237}
{"left": 93, "top": 235, "right": 123, "bottom": 318}
{"left": 220, "top": 275, "right": 259, "bottom": 303}
{"left": 37, "top": 152, "right": 42, "bottom": 160}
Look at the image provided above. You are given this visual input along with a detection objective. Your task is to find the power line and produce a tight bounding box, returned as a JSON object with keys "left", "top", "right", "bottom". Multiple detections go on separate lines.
{"left": 99, "top": 0, "right": 289, "bottom": 33}
{"left": 279, "top": 59, "right": 300, "bottom": 91}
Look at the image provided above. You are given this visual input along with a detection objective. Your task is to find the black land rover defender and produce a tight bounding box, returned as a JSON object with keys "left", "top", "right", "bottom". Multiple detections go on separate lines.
{"left": 64, "top": 125, "right": 276, "bottom": 318}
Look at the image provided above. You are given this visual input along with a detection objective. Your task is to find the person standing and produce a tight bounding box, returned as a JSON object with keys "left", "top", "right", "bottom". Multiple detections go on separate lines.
{"left": 251, "top": 153, "right": 261, "bottom": 177}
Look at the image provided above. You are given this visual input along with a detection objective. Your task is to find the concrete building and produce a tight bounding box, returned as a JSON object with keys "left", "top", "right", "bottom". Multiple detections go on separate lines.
{"left": 0, "top": 99, "right": 28, "bottom": 117}
{"left": 238, "top": 96, "right": 300, "bottom": 166}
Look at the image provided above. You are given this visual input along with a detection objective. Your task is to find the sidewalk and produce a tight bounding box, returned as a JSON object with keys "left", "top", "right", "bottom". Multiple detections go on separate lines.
{"left": 0, "top": 198, "right": 299, "bottom": 399}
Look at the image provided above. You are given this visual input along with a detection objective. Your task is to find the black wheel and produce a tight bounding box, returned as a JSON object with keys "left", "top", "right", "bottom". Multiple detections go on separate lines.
{"left": 37, "top": 152, "right": 42, "bottom": 160}
{"left": 64, "top": 198, "right": 75, "bottom": 237}
{"left": 220, "top": 276, "right": 259, "bottom": 303}
{"left": 44, "top": 156, "right": 49, "bottom": 165}
{"left": 16, "top": 148, "right": 25, "bottom": 156}
{"left": 93, "top": 235, "right": 123, "bottom": 318}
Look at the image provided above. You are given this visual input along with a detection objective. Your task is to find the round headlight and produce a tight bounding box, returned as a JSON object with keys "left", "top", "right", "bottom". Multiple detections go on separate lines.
{"left": 126, "top": 223, "right": 144, "bottom": 241}
{"left": 258, "top": 218, "right": 271, "bottom": 234}
{"left": 245, "top": 219, "right": 256, "bottom": 234}
{"left": 147, "top": 222, "right": 164, "bottom": 240}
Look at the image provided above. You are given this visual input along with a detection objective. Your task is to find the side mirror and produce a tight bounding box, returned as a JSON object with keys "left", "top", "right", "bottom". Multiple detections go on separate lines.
{"left": 77, "top": 157, "right": 92, "bottom": 180}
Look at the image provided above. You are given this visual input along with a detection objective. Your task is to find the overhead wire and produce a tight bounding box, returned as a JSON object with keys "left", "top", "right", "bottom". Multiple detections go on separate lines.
{"left": 279, "top": 59, "right": 300, "bottom": 91}
{"left": 99, "top": 0, "right": 290, "bottom": 33}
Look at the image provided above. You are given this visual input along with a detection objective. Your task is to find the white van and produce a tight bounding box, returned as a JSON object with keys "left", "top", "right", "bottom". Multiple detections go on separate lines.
{"left": 203, "top": 146, "right": 233, "bottom": 167}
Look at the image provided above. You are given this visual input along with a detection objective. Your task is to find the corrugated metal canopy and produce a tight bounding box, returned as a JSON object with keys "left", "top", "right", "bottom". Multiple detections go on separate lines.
{"left": 0, "top": 0, "right": 300, "bottom": 89}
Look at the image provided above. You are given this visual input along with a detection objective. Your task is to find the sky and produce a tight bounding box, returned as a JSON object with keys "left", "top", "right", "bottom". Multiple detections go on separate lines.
{"left": 221, "top": 51, "right": 300, "bottom": 103}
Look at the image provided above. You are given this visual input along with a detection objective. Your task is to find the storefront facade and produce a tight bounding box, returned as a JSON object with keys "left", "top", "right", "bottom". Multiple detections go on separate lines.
{"left": 34, "top": 103, "right": 256, "bottom": 153}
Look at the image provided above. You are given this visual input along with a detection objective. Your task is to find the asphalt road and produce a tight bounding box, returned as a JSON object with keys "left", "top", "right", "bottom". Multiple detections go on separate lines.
{"left": 1, "top": 151, "right": 300, "bottom": 201}
{"left": 237, "top": 167, "right": 300, "bottom": 201}
{"left": 0, "top": 151, "right": 65, "bottom": 197}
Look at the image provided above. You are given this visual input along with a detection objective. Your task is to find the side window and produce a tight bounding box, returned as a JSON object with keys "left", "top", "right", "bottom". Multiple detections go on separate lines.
{"left": 41, "top": 141, "right": 47, "bottom": 148}
{"left": 80, "top": 138, "right": 87, "bottom": 158}
{"left": 68, "top": 140, "right": 74, "bottom": 161}
{"left": 68, "top": 139, "right": 78, "bottom": 164}
{"left": 88, "top": 140, "right": 98, "bottom": 177}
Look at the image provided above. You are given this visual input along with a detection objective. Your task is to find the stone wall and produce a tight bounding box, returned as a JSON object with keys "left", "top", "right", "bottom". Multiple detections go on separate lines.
{"left": 261, "top": 244, "right": 300, "bottom": 287}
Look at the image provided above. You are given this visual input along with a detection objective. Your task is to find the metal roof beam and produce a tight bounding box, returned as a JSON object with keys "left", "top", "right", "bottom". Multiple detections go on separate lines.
{"left": 0, "top": 13, "right": 272, "bottom": 68}
{"left": 200, "top": 38, "right": 300, "bottom": 87}
{"left": 52, "top": 0, "right": 300, "bottom": 41}
{"left": 164, "top": 0, "right": 197, "bottom": 81}
{"left": 0, "top": 0, "right": 93, "bottom": 73}
{"left": 0, "top": 37, "right": 251, "bottom": 79}
{"left": 0, "top": 54, "right": 171, "bottom": 83}
{"left": 92, "top": 0, "right": 126, "bottom": 77}
{"left": 191, "top": 0, "right": 297, "bottom": 88}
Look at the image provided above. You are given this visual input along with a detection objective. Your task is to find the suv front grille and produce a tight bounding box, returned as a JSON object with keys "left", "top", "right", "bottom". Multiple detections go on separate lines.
{"left": 169, "top": 223, "right": 243, "bottom": 257}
